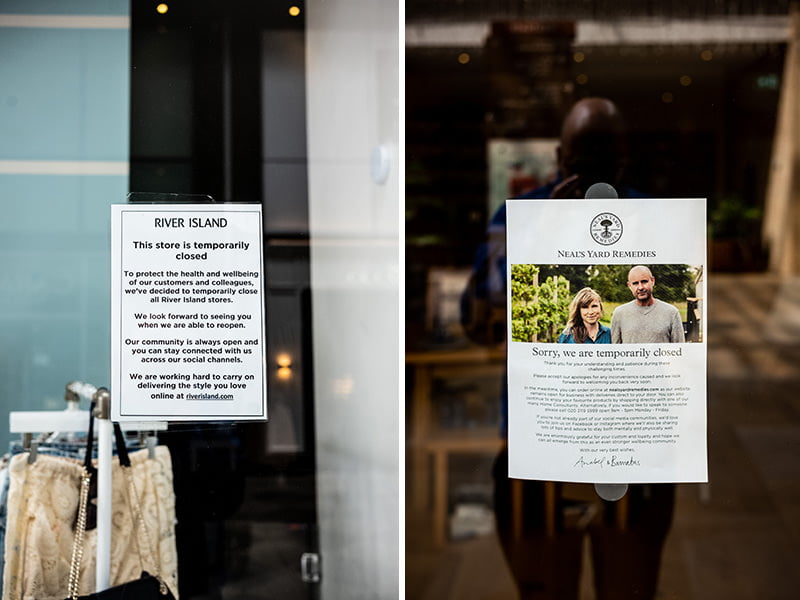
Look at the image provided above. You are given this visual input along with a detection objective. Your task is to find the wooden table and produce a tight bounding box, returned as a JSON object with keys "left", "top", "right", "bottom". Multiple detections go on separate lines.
{"left": 406, "top": 345, "right": 506, "bottom": 545}
{"left": 407, "top": 345, "right": 630, "bottom": 545}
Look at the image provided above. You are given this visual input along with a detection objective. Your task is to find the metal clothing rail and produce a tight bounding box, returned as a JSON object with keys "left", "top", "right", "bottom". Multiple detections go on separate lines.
{"left": 8, "top": 384, "right": 166, "bottom": 593}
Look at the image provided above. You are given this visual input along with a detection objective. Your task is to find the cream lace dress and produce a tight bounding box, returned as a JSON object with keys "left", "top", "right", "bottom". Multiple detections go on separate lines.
{"left": 2, "top": 446, "right": 178, "bottom": 600}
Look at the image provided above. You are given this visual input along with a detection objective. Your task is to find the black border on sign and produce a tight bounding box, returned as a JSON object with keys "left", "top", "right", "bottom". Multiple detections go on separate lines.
{"left": 116, "top": 207, "right": 267, "bottom": 420}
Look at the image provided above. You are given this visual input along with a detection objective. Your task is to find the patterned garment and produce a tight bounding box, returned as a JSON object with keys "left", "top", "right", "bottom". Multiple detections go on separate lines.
{"left": 2, "top": 447, "right": 178, "bottom": 600}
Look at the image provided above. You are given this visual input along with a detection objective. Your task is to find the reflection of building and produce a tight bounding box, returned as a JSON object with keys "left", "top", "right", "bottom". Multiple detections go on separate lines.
{"left": 406, "top": 3, "right": 785, "bottom": 356}
{"left": 407, "top": 6, "right": 787, "bottom": 288}
{"left": 406, "top": 3, "right": 795, "bottom": 599}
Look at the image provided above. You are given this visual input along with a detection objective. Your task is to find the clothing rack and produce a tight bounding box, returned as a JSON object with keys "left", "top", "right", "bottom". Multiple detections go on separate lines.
{"left": 8, "top": 383, "right": 166, "bottom": 593}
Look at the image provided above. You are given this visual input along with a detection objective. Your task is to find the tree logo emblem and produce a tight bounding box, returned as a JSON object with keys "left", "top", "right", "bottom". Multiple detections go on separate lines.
{"left": 590, "top": 212, "right": 623, "bottom": 245}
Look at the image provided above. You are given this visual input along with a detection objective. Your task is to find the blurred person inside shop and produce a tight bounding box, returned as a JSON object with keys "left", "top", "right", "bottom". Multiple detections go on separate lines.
{"left": 461, "top": 97, "right": 673, "bottom": 600}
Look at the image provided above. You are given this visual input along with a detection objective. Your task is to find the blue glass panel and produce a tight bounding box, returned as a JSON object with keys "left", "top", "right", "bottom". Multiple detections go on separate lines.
{"left": 0, "top": 174, "right": 124, "bottom": 449}
{"left": 0, "top": 1, "right": 127, "bottom": 16}
{"left": 0, "top": 28, "right": 129, "bottom": 160}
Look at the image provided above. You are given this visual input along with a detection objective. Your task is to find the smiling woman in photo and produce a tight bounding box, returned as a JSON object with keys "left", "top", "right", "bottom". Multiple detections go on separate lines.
{"left": 557, "top": 287, "right": 611, "bottom": 344}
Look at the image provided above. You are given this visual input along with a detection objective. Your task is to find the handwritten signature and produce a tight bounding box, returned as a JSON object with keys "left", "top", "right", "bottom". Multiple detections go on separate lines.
{"left": 573, "top": 455, "right": 641, "bottom": 468}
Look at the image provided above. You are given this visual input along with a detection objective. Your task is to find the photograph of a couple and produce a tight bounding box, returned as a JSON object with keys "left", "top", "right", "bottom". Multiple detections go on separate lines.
{"left": 510, "top": 264, "right": 703, "bottom": 344}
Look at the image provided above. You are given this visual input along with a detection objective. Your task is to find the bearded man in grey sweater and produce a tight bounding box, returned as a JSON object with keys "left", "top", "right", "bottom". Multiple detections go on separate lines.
{"left": 611, "top": 265, "right": 686, "bottom": 343}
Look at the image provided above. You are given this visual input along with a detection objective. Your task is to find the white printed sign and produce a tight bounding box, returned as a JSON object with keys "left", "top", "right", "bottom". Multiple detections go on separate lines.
{"left": 111, "top": 204, "right": 267, "bottom": 421}
{"left": 506, "top": 198, "right": 707, "bottom": 483}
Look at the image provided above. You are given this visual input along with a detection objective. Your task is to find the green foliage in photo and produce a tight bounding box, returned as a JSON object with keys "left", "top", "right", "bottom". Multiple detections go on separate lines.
{"left": 510, "top": 264, "right": 571, "bottom": 343}
{"left": 586, "top": 264, "right": 695, "bottom": 303}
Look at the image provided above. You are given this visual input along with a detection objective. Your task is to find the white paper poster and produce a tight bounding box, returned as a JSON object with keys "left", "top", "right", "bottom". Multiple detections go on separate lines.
{"left": 506, "top": 198, "right": 707, "bottom": 483}
{"left": 111, "top": 204, "right": 267, "bottom": 421}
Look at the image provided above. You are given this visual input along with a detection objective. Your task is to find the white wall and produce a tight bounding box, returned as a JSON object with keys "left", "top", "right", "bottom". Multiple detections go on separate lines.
{"left": 305, "top": 0, "right": 400, "bottom": 598}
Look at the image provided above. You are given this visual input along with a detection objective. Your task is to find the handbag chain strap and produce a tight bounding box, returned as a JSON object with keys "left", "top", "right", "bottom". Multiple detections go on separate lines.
{"left": 67, "top": 469, "right": 93, "bottom": 600}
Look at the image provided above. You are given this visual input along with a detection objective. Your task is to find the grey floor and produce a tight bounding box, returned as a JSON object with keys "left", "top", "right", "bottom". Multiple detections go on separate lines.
{"left": 407, "top": 273, "right": 800, "bottom": 599}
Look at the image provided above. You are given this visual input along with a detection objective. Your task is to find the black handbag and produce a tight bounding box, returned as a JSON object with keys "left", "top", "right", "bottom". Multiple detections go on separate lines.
{"left": 65, "top": 414, "right": 174, "bottom": 600}
{"left": 71, "top": 572, "right": 174, "bottom": 600}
